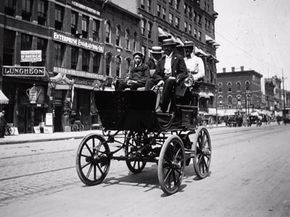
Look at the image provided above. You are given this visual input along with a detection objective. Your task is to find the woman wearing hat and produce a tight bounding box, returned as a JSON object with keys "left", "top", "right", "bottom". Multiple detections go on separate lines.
{"left": 115, "top": 51, "right": 150, "bottom": 90}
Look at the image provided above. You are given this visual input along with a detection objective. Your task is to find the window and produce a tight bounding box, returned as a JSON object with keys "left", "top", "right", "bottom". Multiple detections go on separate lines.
{"left": 37, "top": 0, "right": 47, "bottom": 25}
{"left": 162, "top": 8, "right": 166, "bottom": 19}
{"left": 169, "top": 0, "right": 173, "bottom": 6}
{"left": 227, "top": 82, "right": 232, "bottom": 92}
{"left": 198, "top": 31, "right": 201, "bottom": 40}
{"left": 116, "top": 25, "right": 121, "bottom": 46}
{"left": 194, "top": 29, "right": 197, "bottom": 38}
{"left": 71, "top": 46, "right": 78, "bottom": 69}
{"left": 93, "top": 53, "right": 101, "bottom": 73}
{"left": 54, "top": 42, "right": 65, "bottom": 67}
{"left": 147, "top": 22, "right": 152, "bottom": 39}
{"left": 71, "top": 11, "right": 78, "bottom": 35}
{"left": 115, "top": 56, "right": 121, "bottom": 77}
{"left": 125, "top": 57, "right": 131, "bottom": 74}
{"left": 3, "top": 30, "right": 15, "bottom": 65}
{"left": 21, "top": 33, "right": 32, "bottom": 50}
{"left": 141, "top": 0, "right": 145, "bottom": 9}
{"left": 147, "top": 0, "right": 152, "bottom": 12}
{"left": 4, "top": 0, "right": 16, "bottom": 16}
{"left": 55, "top": 5, "right": 64, "bottom": 30}
{"left": 133, "top": 32, "right": 137, "bottom": 51}
{"left": 174, "top": 0, "right": 180, "bottom": 10}
{"left": 82, "top": 49, "right": 90, "bottom": 71}
{"left": 125, "top": 29, "right": 130, "bottom": 50}
{"left": 35, "top": 37, "right": 47, "bottom": 66}
{"left": 105, "top": 52, "right": 112, "bottom": 76}
{"left": 218, "top": 96, "right": 223, "bottom": 106}
{"left": 22, "top": 0, "right": 32, "bottom": 21}
{"left": 188, "top": 6, "right": 193, "bottom": 18}
{"left": 82, "top": 15, "right": 89, "bottom": 39}
{"left": 198, "top": 15, "right": 202, "bottom": 26}
{"left": 105, "top": 21, "right": 111, "bottom": 43}
{"left": 184, "top": 3, "right": 188, "bottom": 15}
{"left": 184, "top": 22, "right": 188, "bottom": 33}
{"left": 236, "top": 82, "right": 241, "bottom": 92}
{"left": 169, "top": 13, "right": 173, "bottom": 24}
{"left": 157, "top": 4, "right": 161, "bottom": 17}
{"left": 189, "top": 24, "right": 192, "bottom": 35}
{"left": 218, "top": 82, "right": 223, "bottom": 92}
{"left": 228, "top": 95, "right": 232, "bottom": 104}
{"left": 92, "top": 19, "right": 100, "bottom": 41}
{"left": 141, "top": 19, "right": 146, "bottom": 36}
{"left": 245, "top": 81, "right": 250, "bottom": 91}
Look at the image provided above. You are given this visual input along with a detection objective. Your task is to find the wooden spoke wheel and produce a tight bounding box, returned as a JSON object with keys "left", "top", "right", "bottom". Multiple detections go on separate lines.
{"left": 193, "top": 127, "right": 212, "bottom": 179}
{"left": 158, "top": 135, "right": 185, "bottom": 195}
{"left": 125, "top": 131, "right": 147, "bottom": 174}
{"left": 76, "top": 134, "right": 111, "bottom": 185}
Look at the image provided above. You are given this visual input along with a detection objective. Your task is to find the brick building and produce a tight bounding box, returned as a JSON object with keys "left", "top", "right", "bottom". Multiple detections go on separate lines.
{"left": 216, "top": 67, "right": 263, "bottom": 114}
{"left": 0, "top": 0, "right": 140, "bottom": 133}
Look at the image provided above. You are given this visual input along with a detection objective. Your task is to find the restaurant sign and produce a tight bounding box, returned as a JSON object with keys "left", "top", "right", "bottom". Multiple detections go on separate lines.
{"left": 53, "top": 32, "right": 104, "bottom": 53}
{"left": 2, "top": 66, "right": 45, "bottom": 77}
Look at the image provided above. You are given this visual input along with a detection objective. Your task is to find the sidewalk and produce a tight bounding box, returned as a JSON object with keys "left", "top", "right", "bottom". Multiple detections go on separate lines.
{"left": 0, "top": 130, "right": 101, "bottom": 145}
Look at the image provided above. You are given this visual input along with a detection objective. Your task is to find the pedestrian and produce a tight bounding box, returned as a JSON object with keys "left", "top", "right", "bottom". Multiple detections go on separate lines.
{"left": 0, "top": 111, "right": 6, "bottom": 138}
{"left": 152, "top": 38, "right": 188, "bottom": 112}
{"left": 183, "top": 41, "right": 205, "bottom": 81}
{"left": 115, "top": 51, "right": 150, "bottom": 90}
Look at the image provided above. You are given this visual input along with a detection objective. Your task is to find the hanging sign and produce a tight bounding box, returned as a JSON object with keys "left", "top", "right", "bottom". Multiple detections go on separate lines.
{"left": 21, "top": 50, "right": 42, "bottom": 62}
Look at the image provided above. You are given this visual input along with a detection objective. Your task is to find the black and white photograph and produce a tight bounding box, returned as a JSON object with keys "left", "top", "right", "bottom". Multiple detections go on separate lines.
{"left": 0, "top": 0, "right": 289, "bottom": 216}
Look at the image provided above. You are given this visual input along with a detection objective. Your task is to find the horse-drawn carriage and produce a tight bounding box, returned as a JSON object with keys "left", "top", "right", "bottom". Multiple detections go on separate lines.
{"left": 75, "top": 82, "right": 212, "bottom": 195}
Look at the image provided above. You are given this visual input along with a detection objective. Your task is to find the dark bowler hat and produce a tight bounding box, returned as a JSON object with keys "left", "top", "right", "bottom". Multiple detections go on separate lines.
{"left": 183, "top": 40, "right": 195, "bottom": 47}
{"left": 133, "top": 51, "right": 144, "bottom": 58}
{"left": 162, "top": 38, "right": 178, "bottom": 46}
{"left": 150, "top": 46, "right": 164, "bottom": 54}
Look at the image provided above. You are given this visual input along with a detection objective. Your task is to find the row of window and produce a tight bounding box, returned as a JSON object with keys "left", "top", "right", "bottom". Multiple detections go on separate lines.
{"left": 218, "top": 95, "right": 253, "bottom": 106}
{"left": 10, "top": 31, "right": 101, "bottom": 72}
{"left": 105, "top": 21, "right": 138, "bottom": 51}
{"left": 4, "top": 0, "right": 101, "bottom": 42}
{"left": 218, "top": 81, "right": 251, "bottom": 92}
{"left": 104, "top": 52, "right": 131, "bottom": 78}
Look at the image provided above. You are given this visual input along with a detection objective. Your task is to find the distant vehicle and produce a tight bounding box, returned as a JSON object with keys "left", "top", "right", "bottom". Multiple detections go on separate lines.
{"left": 282, "top": 108, "right": 290, "bottom": 124}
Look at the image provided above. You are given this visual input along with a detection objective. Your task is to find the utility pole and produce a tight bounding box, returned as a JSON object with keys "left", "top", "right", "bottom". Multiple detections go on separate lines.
{"left": 282, "top": 71, "right": 286, "bottom": 123}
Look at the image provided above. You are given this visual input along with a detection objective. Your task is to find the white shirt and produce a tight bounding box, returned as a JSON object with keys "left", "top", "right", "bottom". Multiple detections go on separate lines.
{"left": 164, "top": 52, "right": 173, "bottom": 76}
{"left": 184, "top": 53, "right": 205, "bottom": 80}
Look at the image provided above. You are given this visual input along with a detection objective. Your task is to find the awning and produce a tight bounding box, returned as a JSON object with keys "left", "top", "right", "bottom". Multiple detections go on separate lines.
{"left": 205, "top": 35, "right": 215, "bottom": 44}
{"left": 199, "top": 91, "right": 210, "bottom": 98}
{"left": 176, "top": 37, "right": 184, "bottom": 46}
{"left": 158, "top": 27, "right": 169, "bottom": 38}
{"left": 194, "top": 47, "right": 209, "bottom": 57}
{"left": 0, "top": 90, "right": 9, "bottom": 104}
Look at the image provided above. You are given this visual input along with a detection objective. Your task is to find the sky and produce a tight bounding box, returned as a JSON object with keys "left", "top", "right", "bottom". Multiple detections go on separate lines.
{"left": 214, "top": 0, "right": 290, "bottom": 90}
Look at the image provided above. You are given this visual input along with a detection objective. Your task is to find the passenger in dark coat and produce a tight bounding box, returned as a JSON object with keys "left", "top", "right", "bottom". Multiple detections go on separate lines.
{"left": 150, "top": 38, "right": 188, "bottom": 112}
{"left": 115, "top": 52, "right": 150, "bottom": 90}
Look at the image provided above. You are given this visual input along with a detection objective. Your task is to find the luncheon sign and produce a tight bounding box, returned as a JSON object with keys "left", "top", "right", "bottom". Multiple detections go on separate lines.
{"left": 53, "top": 32, "right": 104, "bottom": 53}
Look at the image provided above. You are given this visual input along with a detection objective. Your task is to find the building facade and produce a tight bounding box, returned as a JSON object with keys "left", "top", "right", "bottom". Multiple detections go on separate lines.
{"left": 264, "top": 76, "right": 283, "bottom": 111}
{"left": 0, "top": 0, "right": 141, "bottom": 133}
{"left": 216, "top": 67, "right": 263, "bottom": 114}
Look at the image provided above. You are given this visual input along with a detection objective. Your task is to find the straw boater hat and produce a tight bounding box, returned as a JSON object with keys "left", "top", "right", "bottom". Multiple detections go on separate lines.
{"left": 162, "top": 38, "right": 178, "bottom": 46}
{"left": 150, "top": 46, "right": 164, "bottom": 54}
{"left": 183, "top": 40, "right": 195, "bottom": 47}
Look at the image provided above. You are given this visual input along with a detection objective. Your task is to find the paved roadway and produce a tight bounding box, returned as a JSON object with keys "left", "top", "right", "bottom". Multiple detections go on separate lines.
{"left": 0, "top": 124, "right": 289, "bottom": 217}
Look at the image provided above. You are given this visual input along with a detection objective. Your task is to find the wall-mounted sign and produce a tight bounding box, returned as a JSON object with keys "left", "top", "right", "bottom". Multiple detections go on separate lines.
{"left": 21, "top": 50, "right": 42, "bottom": 62}
{"left": 53, "top": 32, "right": 104, "bottom": 53}
{"left": 71, "top": 1, "right": 100, "bottom": 15}
{"left": 53, "top": 67, "right": 105, "bottom": 80}
{"left": 2, "top": 66, "right": 45, "bottom": 77}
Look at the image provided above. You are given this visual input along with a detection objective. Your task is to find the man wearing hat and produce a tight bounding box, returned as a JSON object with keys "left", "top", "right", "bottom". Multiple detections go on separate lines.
{"left": 152, "top": 38, "right": 188, "bottom": 112}
{"left": 144, "top": 46, "right": 164, "bottom": 90}
{"left": 183, "top": 41, "right": 205, "bottom": 81}
{"left": 115, "top": 51, "right": 150, "bottom": 90}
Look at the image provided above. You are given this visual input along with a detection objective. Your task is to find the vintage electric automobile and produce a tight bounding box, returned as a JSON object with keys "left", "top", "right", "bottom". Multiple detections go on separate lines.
{"left": 75, "top": 80, "right": 212, "bottom": 195}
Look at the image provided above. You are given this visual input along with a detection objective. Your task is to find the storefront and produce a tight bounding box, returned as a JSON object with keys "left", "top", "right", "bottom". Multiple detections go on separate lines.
{"left": 2, "top": 66, "right": 49, "bottom": 133}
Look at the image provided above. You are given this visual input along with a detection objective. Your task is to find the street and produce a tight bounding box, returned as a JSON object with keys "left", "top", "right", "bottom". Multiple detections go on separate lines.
{"left": 0, "top": 124, "right": 290, "bottom": 217}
